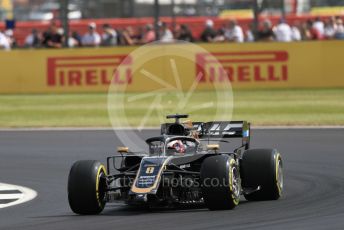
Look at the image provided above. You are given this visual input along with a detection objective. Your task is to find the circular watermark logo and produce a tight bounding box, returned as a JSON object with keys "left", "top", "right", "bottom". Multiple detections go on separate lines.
{"left": 107, "top": 41, "right": 233, "bottom": 151}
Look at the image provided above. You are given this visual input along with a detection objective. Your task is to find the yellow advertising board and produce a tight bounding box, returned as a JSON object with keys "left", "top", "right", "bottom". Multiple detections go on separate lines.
{"left": 310, "top": 6, "right": 344, "bottom": 16}
{"left": 0, "top": 41, "right": 344, "bottom": 94}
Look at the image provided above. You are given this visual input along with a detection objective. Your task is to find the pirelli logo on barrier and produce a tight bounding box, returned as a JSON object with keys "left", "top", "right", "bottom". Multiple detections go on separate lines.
{"left": 47, "top": 55, "right": 132, "bottom": 87}
{"left": 45, "top": 50, "right": 289, "bottom": 90}
{"left": 196, "top": 51, "right": 289, "bottom": 83}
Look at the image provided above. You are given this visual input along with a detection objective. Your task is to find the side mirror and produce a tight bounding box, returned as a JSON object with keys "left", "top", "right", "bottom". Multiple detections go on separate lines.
{"left": 117, "top": 147, "right": 129, "bottom": 153}
{"left": 207, "top": 144, "right": 219, "bottom": 151}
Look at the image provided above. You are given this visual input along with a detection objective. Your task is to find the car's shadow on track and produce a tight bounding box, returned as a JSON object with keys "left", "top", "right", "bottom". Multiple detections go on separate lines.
{"left": 100, "top": 200, "right": 251, "bottom": 216}
{"left": 31, "top": 200, "right": 252, "bottom": 219}
{"left": 100, "top": 204, "right": 207, "bottom": 216}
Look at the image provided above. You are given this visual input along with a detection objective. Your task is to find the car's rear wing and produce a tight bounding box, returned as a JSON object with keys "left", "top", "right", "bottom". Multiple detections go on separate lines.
{"left": 161, "top": 120, "right": 250, "bottom": 149}
{"left": 192, "top": 121, "right": 249, "bottom": 137}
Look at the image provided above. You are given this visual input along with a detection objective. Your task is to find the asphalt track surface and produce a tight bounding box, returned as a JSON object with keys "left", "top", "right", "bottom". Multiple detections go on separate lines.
{"left": 0, "top": 129, "right": 344, "bottom": 230}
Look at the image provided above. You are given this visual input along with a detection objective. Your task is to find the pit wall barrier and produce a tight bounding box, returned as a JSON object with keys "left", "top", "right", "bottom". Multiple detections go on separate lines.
{"left": 0, "top": 41, "right": 343, "bottom": 94}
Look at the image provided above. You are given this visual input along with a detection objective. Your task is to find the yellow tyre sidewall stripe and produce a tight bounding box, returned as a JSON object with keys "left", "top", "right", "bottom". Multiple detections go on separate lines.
{"left": 275, "top": 153, "right": 282, "bottom": 196}
{"left": 229, "top": 158, "right": 239, "bottom": 206}
{"left": 96, "top": 165, "right": 107, "bottom": 208}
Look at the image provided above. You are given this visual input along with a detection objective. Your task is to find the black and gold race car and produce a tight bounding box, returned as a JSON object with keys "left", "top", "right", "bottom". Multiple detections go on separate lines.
{"left": 67, "top": 114, "right": 283, "bottom": 214}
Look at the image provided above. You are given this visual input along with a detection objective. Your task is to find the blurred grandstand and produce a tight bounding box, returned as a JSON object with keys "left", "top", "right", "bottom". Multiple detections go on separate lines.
{"left": 0, "top": 0, "right": 343, "bottom": 48}
{"left": 1, "top": 0, "right": 344, "bottom": 20}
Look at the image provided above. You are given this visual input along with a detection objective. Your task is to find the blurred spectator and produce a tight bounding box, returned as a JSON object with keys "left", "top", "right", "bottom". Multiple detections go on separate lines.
{"left": 42, "top": 22, "right": 63, "bottom": 48}
{"left": 5, "top": 29, "right": 17, "bottom": 48}
{"left": 213, "top": 28, "right": 226, "bottom": 42}
{"left": 334, "top": 18, "right": 344, "bottom": 40}
{"left": 274, "top": 19, "right": 292, "bottom": 42}
{"left": 245, "top": 23, "right": 255, "bottom": 42}
{"left": 82, "top": 22, "right": 101, "bottom": 47}
{"left": 141, "top": 24, "right": 156, "bottom": 43}
{"left": 300, "top": 21, "right": 311, "bottom": 40}
{"left": 306, "top": 20, "right": 324, "bottom": 40}
{"left": 324, "top": 17, "right": 337, "bottom": 39}
{"left": 159, "top": 22, "right": 173, "bottom": 43}
{"left": 313, "top": 17, "right": 325, "bottom": 37}
{"left": 121, "top": 26, "right": 137, "bottom": 45}
{"left": 136, "top": 26, "right": 144, "bottom": 41}
{"left": 68, "top": 31, "right": 82, "bottom": 47}
{"left": 176, "top": 24, "right": 194, "bottom": 42}
{"left": 72, "top": 31, "right": 82, "bottom": 46}
{"left": 200, "top": 19, "right": 216, "bottom": 42}
{"left": 0, "top": 31, "right": 11, "bottom": 50}
{"left": 224, "top": 19, "right": 244, "bottom": 42}
{"left": 101, "top": 24, "right": 117, "bottom": 46}
{"left": 25, "top": 29, "right": 41, "bottom": 48}
{"left": 291, "top": 21, "right": 302, "bottom": 41}
{"left": 257, "top": 19, "right": 274, "bottom": 41}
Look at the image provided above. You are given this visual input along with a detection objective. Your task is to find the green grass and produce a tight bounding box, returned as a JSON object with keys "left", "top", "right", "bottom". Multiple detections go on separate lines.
{"left": 0, "top": 88, "right": 343, "bottom": 127}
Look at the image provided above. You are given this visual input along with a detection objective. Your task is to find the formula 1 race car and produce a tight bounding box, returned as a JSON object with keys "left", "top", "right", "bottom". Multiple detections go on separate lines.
{"left": 68, "top": 114, "right": 283, "bottom": 214}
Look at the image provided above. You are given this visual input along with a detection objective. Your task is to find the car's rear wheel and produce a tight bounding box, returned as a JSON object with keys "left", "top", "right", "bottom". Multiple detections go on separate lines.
{"left": 68, "top": 160, "right": 107, "bottom": 214}
{"left": 241, "top": 149, "right": 283, "bottom": 201}
{"left": 200, "top": 155, "right": 240, "bottom": 210}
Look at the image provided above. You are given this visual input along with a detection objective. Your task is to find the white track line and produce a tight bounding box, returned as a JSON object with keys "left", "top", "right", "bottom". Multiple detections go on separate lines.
{"left": 0, "top": 194, "right": 24, "bottom": 199}
{"left": 0, "top": 183, "right": 37, "bottom": 209}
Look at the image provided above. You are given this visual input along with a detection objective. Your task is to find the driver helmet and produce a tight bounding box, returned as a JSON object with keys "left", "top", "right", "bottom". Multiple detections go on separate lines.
{"left": 167, "top": 140, "right": 186, "bottom": 154}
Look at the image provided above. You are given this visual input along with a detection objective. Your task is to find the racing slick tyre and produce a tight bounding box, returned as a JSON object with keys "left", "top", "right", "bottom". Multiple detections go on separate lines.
{"left": 241, "top": 149, "right": 283, "bottom": 201}
{"left": 68, "top": 160, "right": 107, "bottom": 215}
{"left": 200, "top": 155, "right": 240, "bottom": 210}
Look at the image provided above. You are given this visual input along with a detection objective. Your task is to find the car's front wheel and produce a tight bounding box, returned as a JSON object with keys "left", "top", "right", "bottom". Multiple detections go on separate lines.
{"left": 68, "top": 160, "right": 107, "bottom": 214}
{"left": 200, "top": 155, "right": 240, "bottom": 210}
{"left": 241, "top": 149, "right": 283, "bottom": 201}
